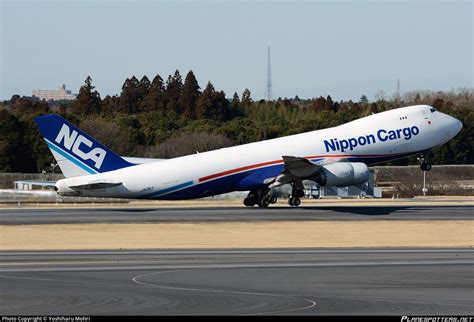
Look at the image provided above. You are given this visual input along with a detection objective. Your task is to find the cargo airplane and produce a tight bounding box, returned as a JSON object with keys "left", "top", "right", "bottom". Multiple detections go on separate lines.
{"left": 34, "top": 105, "right": 462, "bottom": 207}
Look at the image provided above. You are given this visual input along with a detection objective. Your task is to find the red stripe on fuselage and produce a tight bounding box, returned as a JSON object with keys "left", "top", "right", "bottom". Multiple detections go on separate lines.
{"left": 198, "top": 159, "right": 283, "bottom": 182}
{"left": 197, "top": 152, "right": 405, "bottom": 183}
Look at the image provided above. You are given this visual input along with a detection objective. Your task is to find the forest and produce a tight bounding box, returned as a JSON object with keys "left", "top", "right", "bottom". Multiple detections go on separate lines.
{"left": 0, "top": 70, "right": 472, "bottom": 173}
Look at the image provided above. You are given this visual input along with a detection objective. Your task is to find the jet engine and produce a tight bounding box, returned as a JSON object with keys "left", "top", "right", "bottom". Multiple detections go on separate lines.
{"left": 314, "top": 162, "right": 369, "bottom": 187}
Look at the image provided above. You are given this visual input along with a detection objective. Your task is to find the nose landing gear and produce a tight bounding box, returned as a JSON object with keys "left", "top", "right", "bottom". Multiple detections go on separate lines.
{"left": 418, "top": 151, "right": 432, "bottom": 172}
{"left": 420, "top": 162, "right": 431, "bottom": 171}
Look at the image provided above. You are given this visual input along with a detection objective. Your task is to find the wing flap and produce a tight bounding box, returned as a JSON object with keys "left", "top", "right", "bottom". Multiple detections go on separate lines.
{"left": 282, "top": 155, "right": 320, "bottom": 177}
{"left": 267, "top": 156, "right": 320, "bottom": 188}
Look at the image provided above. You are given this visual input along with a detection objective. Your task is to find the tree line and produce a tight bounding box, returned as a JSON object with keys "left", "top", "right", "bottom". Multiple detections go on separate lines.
{"left": 69, "top": 71, "right": 251, "bottom": 121}
{"left": 0, "top": 70, "right": 472, "bottom": 173}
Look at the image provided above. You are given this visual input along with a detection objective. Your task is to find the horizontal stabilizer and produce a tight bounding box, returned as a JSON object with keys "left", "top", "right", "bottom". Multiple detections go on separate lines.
{"left": 69, "top": 182, "right": 122, "bottom": 190}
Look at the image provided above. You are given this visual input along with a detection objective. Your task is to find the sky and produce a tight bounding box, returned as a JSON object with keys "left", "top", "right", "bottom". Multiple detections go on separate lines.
{"left": 1, "top": 0, "right": 473, "bottom": 101}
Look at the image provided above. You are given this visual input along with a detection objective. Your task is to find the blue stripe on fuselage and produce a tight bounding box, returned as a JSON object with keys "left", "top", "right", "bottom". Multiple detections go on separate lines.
{"left": 143, "top": 151, "right": 423, "bottom": 200}
{"left": 139, "top": 180, "right": 194, "bottom": 199}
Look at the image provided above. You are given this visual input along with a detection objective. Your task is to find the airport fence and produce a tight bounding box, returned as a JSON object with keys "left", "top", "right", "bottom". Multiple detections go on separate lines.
{"left": 0, "top": 172, "right": 63, "bottom": 189}
{"left": 373, "top": 165, "right": 474, "bottom": 197}
{"left": 0, "top": 165, "right": 473, "bottom": 200}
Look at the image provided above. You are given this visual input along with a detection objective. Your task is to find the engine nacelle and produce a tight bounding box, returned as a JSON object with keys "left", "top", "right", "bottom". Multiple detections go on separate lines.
{"left": 315, "top": 162, "right": 369, "bottom": 187}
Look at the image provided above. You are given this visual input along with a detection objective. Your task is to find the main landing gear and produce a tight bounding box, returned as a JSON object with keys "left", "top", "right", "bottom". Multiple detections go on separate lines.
{"left": 243, "top": 189, "right": 277, "bottom": 208}
{"left": 243, "top": 183, "right": 305, "bottom": 208}
{"left": 288, "top": 196, "right": 301, "bottom": 207}
{"left": 288, "top": 183, "right": 304, "bottom": 207}
{"left": 418, "top": 151, "right": 432, "bottom": 172}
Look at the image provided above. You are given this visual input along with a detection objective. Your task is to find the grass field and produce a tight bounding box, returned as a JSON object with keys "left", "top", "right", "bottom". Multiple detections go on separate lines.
{"left": 1, "top": 220, "right": 472, "bottom": 250}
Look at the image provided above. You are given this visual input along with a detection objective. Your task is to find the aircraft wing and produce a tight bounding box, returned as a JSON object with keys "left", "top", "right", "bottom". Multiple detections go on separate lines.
{"left": 282, "top": 156, "right": 320, "bottom": 176}
{"left": 267, "top": 156, "right": 321, "bottom": 188}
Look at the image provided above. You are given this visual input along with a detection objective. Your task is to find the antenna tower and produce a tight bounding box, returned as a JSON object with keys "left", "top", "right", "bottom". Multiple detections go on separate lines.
{"left": 266, "top": 46, "right": 272, "bottom": 101}
{"left": 396, "top": 78, "right": 400, "bottom": 99}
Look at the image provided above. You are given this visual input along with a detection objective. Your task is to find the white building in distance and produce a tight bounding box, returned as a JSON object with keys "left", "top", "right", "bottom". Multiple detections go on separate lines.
{"left": 32, "top": 84, "right": 77, "bottom": 101}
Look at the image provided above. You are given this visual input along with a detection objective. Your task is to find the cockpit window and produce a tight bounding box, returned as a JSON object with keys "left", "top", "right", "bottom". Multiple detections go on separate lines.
{"left": 430, "top": 108, "right": 436, "bottom": 113}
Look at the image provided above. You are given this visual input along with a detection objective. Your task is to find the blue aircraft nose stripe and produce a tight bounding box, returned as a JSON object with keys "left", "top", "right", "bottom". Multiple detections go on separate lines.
{"left": 45, "top": 140, "right": 97, "bottom": 175}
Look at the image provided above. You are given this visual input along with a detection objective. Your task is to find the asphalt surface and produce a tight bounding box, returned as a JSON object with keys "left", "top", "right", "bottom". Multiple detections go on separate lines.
{"left": 0, "top": 248, "right": 472, "bottom": 315}
{"left": 0, "top": 205, "right": 473, "bottom": 225}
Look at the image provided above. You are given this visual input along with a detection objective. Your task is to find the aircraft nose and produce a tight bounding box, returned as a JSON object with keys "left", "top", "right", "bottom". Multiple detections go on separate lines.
{"left": 452, "top": 117, "right": 463, "bottom": 134}
{"left": 445, "top": 114, "right": 463, "bottom": 137}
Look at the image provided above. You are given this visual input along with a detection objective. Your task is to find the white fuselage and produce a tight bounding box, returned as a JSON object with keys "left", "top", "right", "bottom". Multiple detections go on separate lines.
{"left": 55, "top": 105, "right": 462, "bottom": 199}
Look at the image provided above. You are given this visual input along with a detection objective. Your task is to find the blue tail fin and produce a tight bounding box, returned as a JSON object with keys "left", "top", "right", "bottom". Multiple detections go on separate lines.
{"left": 35, "top": 114, "right": 135, "bottom": 177}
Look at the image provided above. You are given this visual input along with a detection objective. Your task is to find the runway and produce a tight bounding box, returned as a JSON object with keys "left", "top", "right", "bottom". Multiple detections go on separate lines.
{"left": 1, "top": 205, "right": 473, "bottom": 225}
{"left": 0, "top": 248, "right": 473, "bottom": 315}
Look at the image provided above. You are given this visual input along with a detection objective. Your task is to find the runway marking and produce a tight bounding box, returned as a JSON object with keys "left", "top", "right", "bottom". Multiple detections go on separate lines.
{"left": 2, "top": 248, "right": 472, "bottom": 315}
{"left": 312, "top": 293, "right": 474, "bottom": 309}
{"left": 132, "top": 269, "right": 317, "bottom": 315}
{"left": 1, "top": 270, "right": 471, "bottom": 313}
{"left": 2, "top": 259, "right": 473, "bottom": 273}
{"left": 131, "top": 266, "right": 474, "bottom": 312}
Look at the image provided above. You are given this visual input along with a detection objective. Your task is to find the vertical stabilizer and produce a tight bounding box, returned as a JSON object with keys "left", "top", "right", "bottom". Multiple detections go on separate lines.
{"left": 35, "top": 114, "right": 135, "bottom": 177}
